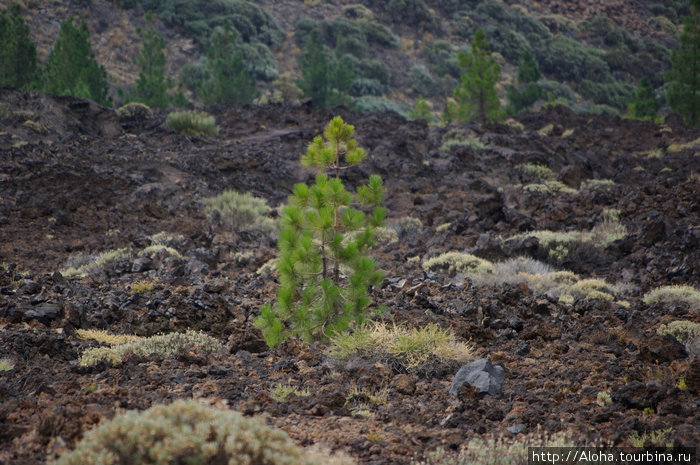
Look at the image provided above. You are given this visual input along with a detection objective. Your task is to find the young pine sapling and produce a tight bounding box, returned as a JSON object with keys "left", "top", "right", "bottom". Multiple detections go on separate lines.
{"left": 255, "top": 116, "right": 385, "bottom": 347}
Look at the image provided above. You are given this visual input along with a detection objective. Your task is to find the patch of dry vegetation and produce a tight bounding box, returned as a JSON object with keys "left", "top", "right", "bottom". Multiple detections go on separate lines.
{"left": 328, "top": 322, "right": 472, "bottom": 376}
{"left": 644, "top": 285, "right": 700, "bottom": 310}
{"left": 78, "top": 330, "right": 224, "bottom": 367}
{"left": 52, "top": 399, "right": 355, "bottom": 465}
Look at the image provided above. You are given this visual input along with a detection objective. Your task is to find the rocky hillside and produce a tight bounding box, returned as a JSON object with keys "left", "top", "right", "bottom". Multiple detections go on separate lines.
{"left": 0, "top": 84, "right": 698, "bottom": 464}
{"left": 19, "top": 0, "right": 685, "bottom": 114}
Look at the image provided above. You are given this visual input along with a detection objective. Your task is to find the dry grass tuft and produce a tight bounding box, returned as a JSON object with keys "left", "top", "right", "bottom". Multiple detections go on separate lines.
{"left": 328, "top": 322, "right": 472, "bottom": 376}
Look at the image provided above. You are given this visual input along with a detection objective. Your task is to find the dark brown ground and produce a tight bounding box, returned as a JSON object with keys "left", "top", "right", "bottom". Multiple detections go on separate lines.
{"left": 0, "top": 88, "right": 698, "bottom": 464}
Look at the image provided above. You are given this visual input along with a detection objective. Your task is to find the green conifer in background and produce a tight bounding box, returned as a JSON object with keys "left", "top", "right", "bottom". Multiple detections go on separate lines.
{"left": 506, "top": 50, "right": 542, "bottom": 115}
{"left": 127, "top": 12, "right": 172, "bottom": 108}
{"left": 447, "top": 28, "right": 501, "bottom": 124}
{"left": 631, "top": 77, "right": 659, "bottom": 121}
{"left": 255, "top": 117, "right": 385, "bottom": 348}
{"left": 298, "top": 29, "right": 332, "bottom": 108}
{"left": 665, "top": 0, "right": 700, "bottom": 125}
{"left": 43, "top": 16, "right": 111, "bottom": 106}
{"left": 298, "top": 28, "right": 357, "bottom": 109}
{"left": 198, "top": 24, "right": 258, "bottom": 105}
{"left": 409, "top": 95, "right": 433, "bottom": 122}
{"left": 0, "top": 3, "right": 38, "bottom": 90}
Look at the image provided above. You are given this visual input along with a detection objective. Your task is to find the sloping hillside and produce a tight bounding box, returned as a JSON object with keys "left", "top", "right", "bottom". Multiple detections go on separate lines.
{"left": 18, "top": 0, "right": 683, "bottom": 115}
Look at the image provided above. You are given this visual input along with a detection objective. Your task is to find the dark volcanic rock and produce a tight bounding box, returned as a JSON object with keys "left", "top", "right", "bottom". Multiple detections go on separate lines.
{"left": 450, "top": 359, "right": 506, "bottom": 397}
{"left": 638, "top": 334, "right": 688, "bottom": 363}
{"left": 613, "top": 381, "right": 668, "bottom": 410}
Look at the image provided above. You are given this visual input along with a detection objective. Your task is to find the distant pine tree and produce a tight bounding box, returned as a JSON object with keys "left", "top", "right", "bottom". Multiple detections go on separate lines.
{"left": 506, "top": 50, "right": 542, "bottom": 116}
{"left": 631, "top": 77, "right": 659, "bottom": 121}
{"left": 298, "top": 28, "right": 356, "bottom": 109}
{"left": 128, "top": 12, "right": 171, "bottom": 108}
{"left": 198, "top": 24, "right": 258, "bottom": 105}
{"left": 0, "top": 3, "right": 38, "bottom": 90}
{"left": 43, "top": 16, "right": 111, "bottom": 106}
{"left": 447, "top": 28, "right": 501, "bottom": 124}
{"left": 665, "top": 0, "right": 700, "bottom": 125}
{"left": 298, "top": 29, "right": 332, "bottom": 108}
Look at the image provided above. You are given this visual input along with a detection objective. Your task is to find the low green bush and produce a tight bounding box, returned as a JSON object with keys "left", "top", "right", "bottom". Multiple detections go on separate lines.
{"left": 179, "top": 61, "right": 208, "bottom": 91}
{"left": 115, "top": 102, "right": 152, "bottom": 122}
{"left": 328, "top": 322, "right": 472, "bottom": 376}
{"left": 644, "top": 285, "right": 700, "bottom": 310}
{"left": 353, "top": 96, "right": 408, "bottom": 117}
{"left": 358, "top": 59, "right": 391, "bottom": 87}
{"left": 204, "top": 189, "right": 276, "bottom": 233}
{"left": 78, "top": 330, "right": 224, "bottom": 367}
{"left": 350, "top": 78, "right": 385, "bottom": 97}
{"left": 426, "top": 40, "right": 461, "bottom": 78}
{"left": 410, "top": 65, "right": 440, "bottom": 97}
{"left": 360, "top": 20, "right": 400, "bottom": 48}
{"left": 166, "top": 110, "right": 219, "bottom": 136}
{"left": 52, "top": 399, "right": 345, "bottom": 465}
{"left": 422, "top": 252, "right": 493, "bottom": 275}
{"left": 413, "top": 427, "right": 579, "bottom": 465}
{"left": 483, "top": 24, "right": 530, "bottom": 62}
{"left": 386, "top": 0, "right": 439, "bottom": 32}
{"left": 539, "top": 80, "right": 576, "bottom": 104}
{"left": 578, "top": 79, "right": 633, "bottom": 108}
{"left": 537, "top": 36, "right": 611, "bottom": 83}
{"left": 319, "top": 17, "right": 368, "bottom": 57}
{"left": 238, "top": 40, "right": 278, "bottom": 81}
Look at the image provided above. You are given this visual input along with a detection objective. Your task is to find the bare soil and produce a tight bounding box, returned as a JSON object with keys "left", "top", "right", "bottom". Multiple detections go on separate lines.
{"left": 0, "top": 88, "right": 698, "bottom": 464}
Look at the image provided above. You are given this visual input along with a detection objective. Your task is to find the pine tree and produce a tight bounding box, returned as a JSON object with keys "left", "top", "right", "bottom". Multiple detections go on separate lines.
{"left": 631, "top": 77, "right": 659, "bottom": 121}
{"left": 447, "top": 28, "right": 501, "bottom": 124}
{"left": 665, "top": 0, "right": 700, "bottom": 125}
{"left": 506, "top": 50, "right": 542, "bottom": 115}
{"left": 409, "top": 95, "right": 433, "bottom": 122}
{"left": 255, "top": 117, "right": 385, "bottom": 348}
{"left": 298, "top": 29, "right": 356, "bottom": 109}
{"left": 43, "top": 16, "right": 111, "bottom": 106}
{"left": 0, "top": 3, "right": 38, "bottom": 90}
{"left": 298, "top": 29, "right": 331, "bottom": 109}
{"left": 128, "top": 12, "right": 171, "bottom": 108}
{"left": 198, "top": 24, "right": 258, "bottom": 105}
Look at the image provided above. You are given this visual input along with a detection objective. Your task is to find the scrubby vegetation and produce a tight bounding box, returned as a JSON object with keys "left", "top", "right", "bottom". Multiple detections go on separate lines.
{"left": 78, "top": 330, "right": 224, "bottom": 367}
{"left": 52, "top": 399, "right": 347, "bottom": 465}
{"left": 328, "top": 322, "right": 472, "bottom": 376}
{"left": 204, "top": 189, "right": 276, "bottom": 233}
{"left": 643, "top": 285, "right": 700, "bottom": 310}
{"left": 166, "top": 110, "right": 219, "bottom": 136}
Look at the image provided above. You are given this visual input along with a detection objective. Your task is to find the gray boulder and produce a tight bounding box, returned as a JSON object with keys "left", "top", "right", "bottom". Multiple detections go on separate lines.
{"left": 449, "top": 359, "right": 505, "bottom": 397}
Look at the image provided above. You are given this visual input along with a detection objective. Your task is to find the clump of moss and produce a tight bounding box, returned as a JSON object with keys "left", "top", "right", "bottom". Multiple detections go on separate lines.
{"left": 422, "top": 252, "right": 493, "bottom": 275}
{"left": 204, "top": 189, "right": 276, "bottom": 233}
{"left": 328, "top": 322, "right": 472, "bottom": 376}
{"left": 78, "top": 330, "right": 224, "bottom": 367}
{"left": 644, "top": 285, "right": 700, "bottom": 310}
{"left": 166, "top": 110, "right": 219, "bottom": 136}
{"left": 52, "top": 399, "right": 351, "bottom": 465}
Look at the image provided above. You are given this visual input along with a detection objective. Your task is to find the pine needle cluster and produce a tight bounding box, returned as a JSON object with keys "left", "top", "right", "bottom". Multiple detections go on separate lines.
{"left": 255, "top": 117, "right": 385, "bottom": 347}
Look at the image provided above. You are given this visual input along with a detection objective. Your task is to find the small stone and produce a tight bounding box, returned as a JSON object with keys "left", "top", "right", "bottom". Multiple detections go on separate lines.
{"left": 507, "top": 423, "right": 525, "bottom": 434}
{"left": 450, "top": 359, "right": 506, "bottom": 397}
